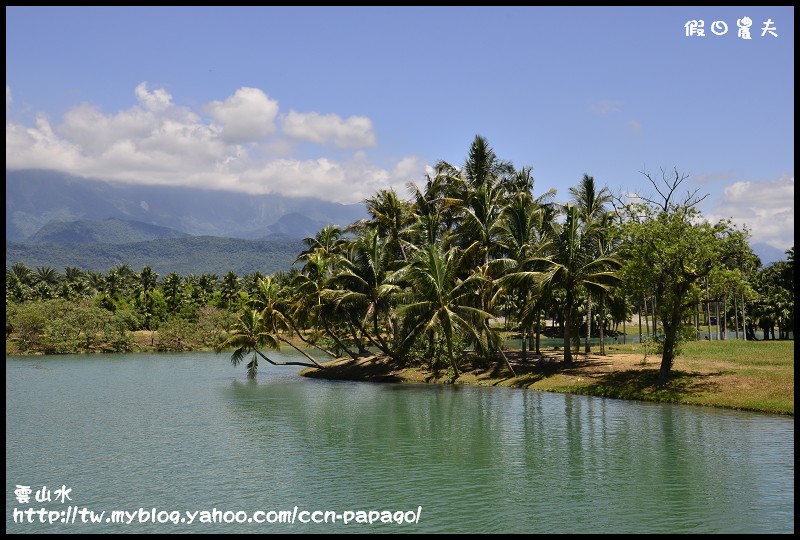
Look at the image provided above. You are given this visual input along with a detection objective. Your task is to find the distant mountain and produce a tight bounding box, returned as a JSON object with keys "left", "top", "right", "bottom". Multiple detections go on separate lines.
{"left": 6, "top": 236, "right": 303, "bottom": 276}
{"left": 751, "top": 242, "right": 789, "bottom": 266}
{"left": 6, "top": 169, "right": 366, "bottom": 242}
{"left": 262, "top": 212, "right": 331, "bottom": 240}
{"left": 25, "top": 218, "right": 190, "bottom": 244}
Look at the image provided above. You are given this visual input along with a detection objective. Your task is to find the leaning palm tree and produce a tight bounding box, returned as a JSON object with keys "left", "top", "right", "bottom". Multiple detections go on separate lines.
{"left": 250, "top": 276, "right": 327, "bottom": 366}
{"left": 215, "top": 308, "right": 323, "bottom": 379}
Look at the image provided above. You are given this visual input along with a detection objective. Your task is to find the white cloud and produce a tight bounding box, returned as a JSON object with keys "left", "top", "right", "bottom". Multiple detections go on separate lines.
{"left": 134, "top": 82, "right": 173, "bottom": 112}
{"left": 626, "top": 119, "right": 641, "bottom": 133}
{"left": 282, "top": 110, "right": 376, "bottom": 148}
{"left": 204, "top": 87, "right": 279, "bottom": 143}
{"left": 235, "top": 152, "right": 426, "bottom": 203}
{"left": 6, "top": 114, "right": 86, "bottom": 171}
{"left": 705, "top": 174, "right": 794, "bottom": 251}
{"left": 5, "top": 83, "right": 424, "bottom": 204}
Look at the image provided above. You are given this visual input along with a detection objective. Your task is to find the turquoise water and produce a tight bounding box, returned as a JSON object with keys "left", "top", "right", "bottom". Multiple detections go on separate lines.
{"left": 5, "top": 352, "right": 794, "bottom": 533}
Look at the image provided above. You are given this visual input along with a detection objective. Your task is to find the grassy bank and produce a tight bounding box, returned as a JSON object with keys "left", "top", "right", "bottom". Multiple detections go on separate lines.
{"left": 300, "top": 339, "right": 794, "bottom": 416}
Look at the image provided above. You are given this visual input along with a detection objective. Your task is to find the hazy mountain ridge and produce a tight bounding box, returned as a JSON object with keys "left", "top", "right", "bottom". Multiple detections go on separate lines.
{"left": 25, "top": 217, "right": 191, "bottom": 244}
{"left": 6, "top": 169, "right": 366, "bottom": 241}
{"left": 751, "top": 242, "right": 790, "bottom": 267}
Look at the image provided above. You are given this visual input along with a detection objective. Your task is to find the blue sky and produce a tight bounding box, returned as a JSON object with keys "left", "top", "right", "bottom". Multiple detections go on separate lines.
{"left": 6, "top": 6, "right": 794, "bottom": 253}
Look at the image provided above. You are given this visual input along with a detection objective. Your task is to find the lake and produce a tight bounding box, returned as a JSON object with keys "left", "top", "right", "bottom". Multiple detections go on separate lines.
{"left": 5, "top": 351, "right": 794, "bottom": 533}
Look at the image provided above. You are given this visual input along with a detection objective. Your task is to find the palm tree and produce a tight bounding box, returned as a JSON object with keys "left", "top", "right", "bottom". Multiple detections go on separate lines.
{"left": 250, "top": 276, "right": 326, "bottom": 367}
{"left": 291, "top": 251, "right": 360, "bottom": 360}
{"left": 569, "top": 174, "right": 612, "bottom": 353}
{"left": 138, "top": 266, "right": 159, "bottom": 332}
{"left": 220, "top": 271, "right": 240, "bottom": 311}
{"left": 197, "top": 273, "right": 218, "bottom": 305}
{"left": 161, "top": 272, "right": 183, "bottom": 315}
{"left": 329, "top": 228, "right": 402, "bottom": 360}
{"left": 35, "top": 266, "right": 62, "bottom": 288}
{"left": 542, "top": 205, "right": 621, "bottom": 363}
{"left": 493, "top": 191, "right": 552, "bottom": 361}
{"left": 296, "top": 225, "right": 346, "bottom": 268}
{"left": 357, "top": 188, "right": 415, "bottom": 262}
{"left": 9, "top": 262, "right": 35, "bottom": 287}
{"left": 110, "top": 263, "right": 138, "bottom": 297}
{"left": 394, "top": 243, "right": 490, "bottom": 380}
{"left": 215, "top": 309, "right": 322, "bottom": 380}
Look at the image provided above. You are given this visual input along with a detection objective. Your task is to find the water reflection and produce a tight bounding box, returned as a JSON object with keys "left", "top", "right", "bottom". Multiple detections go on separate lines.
{"left": 6, "top": 353, "right": 794, "bottom": 534}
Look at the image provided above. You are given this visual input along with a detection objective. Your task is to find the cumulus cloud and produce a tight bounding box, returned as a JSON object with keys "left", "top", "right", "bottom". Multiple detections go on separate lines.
{"left": 205, "top": 87, "right": 279, "bottom": 143}
{"left": 282, "top": 110, "right": 376, "bottom": 148}
{"left": 134, "top": 82, "right": 173, "bottom": 113}
{"left": 5, "top": 83, "right": 425, "bottom": 204}
{"left": 234, "top": 152, "right": 426, "bottom": 203}
{"left": 705, "top": 174, "right": 794, "bottom": 251}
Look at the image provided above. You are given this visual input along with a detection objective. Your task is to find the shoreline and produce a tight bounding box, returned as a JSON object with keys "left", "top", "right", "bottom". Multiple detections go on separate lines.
{"left": 299, "top": 347, "right": 794, "bottom": 417}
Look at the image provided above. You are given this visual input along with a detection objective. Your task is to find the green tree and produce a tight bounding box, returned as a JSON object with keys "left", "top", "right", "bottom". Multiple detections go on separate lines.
{"left": 138, "top": 266, "right": 159, "bottom": 331}
{"left": 617, "top": 168, "right": 745, "bottom": 383}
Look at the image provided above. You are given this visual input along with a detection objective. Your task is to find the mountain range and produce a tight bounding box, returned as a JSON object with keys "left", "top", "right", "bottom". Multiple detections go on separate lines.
{"left": 6, "top": 169, "right": 366, "bottom": 275}
{"left": 5, "top": 169, "right": 789, "bottom": 276}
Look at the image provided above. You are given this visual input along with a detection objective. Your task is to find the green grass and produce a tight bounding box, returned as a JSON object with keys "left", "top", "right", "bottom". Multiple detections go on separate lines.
{"left": 542, "top": 339, "right": 794, "bottom": 415}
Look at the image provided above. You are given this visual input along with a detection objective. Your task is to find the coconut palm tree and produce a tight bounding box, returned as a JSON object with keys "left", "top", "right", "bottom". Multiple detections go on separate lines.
{"left": 569, "top": 174, "right": 613, "bottom": 353}
{"left": 215, "top": 308, "right": 323, "bottom": 379}
{"left": 542, "top": 205, "right": 621, "bottom": 363}
{"left": 291, "top": 251, "right": 360, "bottom": 360}
{"left": 250, "top": 275, "right": 326, "bottom": 367}
{"left": 356, "top": 188, "right": 415, "bottom": 262}
{"left": 329, "top": 228, "right": 403, "bottom": 360}
{"left": 493, "top": 191, "right": 553, "bottom": 361}
{"left": 138, "top": 266, "right": 159, "bottom": 332}
{"left": 394, "top": 243, "right": 490, "bottom": 380}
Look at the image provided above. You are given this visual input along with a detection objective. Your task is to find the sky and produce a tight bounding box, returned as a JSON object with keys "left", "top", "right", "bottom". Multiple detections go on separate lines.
{"left": 5, "top": 6, "right": 794, "bottom": 253}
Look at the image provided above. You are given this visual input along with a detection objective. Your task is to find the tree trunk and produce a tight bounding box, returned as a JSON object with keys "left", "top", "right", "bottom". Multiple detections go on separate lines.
{"left": 721, "top": 296, "right": 727, "bottom": 340}
{"left": 658, "top": 302, "right": 682, "bottom": 385}
{"left": 642, "top": 296, "right": 650, "bottom": 337}
{"left": 584, "top": 294, "right": 592, "bottom": 354}
{"left": 638, "top": 306, "right": 643, "bottom": 343}
{"left": 741, "top": 293, "right": 747, "bottom": 341}
{"left": 695, "top": 302, "right": 701, "bottom": 340}
{"left": 651, "top": 295, "right": 658, "bottom": 338}
{"left": 598, "top": 294, "right": 606, "bottom": 355}
{"left": 705, "top": 278, "right": 712, "bottom": 340}
{"left": 563, "top": 286, "right": 574, "bottom": 364}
